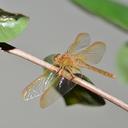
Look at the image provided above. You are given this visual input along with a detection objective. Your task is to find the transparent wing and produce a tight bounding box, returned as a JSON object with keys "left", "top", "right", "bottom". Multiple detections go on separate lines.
{"left": 67, "top": 33, "right": 91, "bottom": 54}
{"left": 22, "top": 70, "right": 54, "bottom": 101}
{"left": 40, "top": 86, "right": 60, "bottom": 108}
{"left": 40, "top": 77, "right": 76, "bottom": 108}
{"left": 40, "top": 75, "right": 61, "bottom": 108}
{"left": 77, "top": 41, "right": 106, "bottom": 64}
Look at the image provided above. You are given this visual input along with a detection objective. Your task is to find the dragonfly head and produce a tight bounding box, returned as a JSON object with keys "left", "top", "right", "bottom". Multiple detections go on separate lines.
{"left": 54, "top": 53, "right": 74, "bottom": 68}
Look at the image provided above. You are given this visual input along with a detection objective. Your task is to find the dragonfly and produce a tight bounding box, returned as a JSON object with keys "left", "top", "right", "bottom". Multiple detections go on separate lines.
{"left": 22, "top": 33, "right": 115, "bottom": 108}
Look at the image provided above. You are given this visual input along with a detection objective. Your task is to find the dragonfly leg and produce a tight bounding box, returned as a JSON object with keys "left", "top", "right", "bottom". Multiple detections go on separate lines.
{"left": 56, "top": 66, "right": 79, "bottom": 81}
{"left": 55, "top": 66, "right": 74, "bottom": 81}
{"left": 56, "top": 67, "right": 63, "bottom": 76}
{"left": 65, "top": 66, "right": 75, "bottom": 80}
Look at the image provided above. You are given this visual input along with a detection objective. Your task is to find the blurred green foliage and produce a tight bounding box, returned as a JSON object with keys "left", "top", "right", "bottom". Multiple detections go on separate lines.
{"left": 0, "top": 8, "right": 29, "bottom": 42}
{"left": 71, "top": 0, "right": 128, "bottom": 30}
{"left": 117, "top": 43, "right": 128, "bottom": 84}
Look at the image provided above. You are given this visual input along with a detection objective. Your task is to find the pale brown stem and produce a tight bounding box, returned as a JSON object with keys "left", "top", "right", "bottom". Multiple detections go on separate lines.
{"left": 3, "top": 47, "right": 128, "bottom": 112}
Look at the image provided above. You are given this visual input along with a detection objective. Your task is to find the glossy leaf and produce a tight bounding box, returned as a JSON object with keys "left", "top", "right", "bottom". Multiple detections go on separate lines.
{"left": 0, "top": 8, "right": 29, "bottom": 42}
{"left": 117, "top": 43, "right": 128, "bottom": 84}
{"left": 71, "top": 0, "right": 128, "bottom": 30}
{"left": 62, "top": 73, "right": 105, "bottom": 106}
{"left": 43, "top": 54, "right": 58, "bottom": 65}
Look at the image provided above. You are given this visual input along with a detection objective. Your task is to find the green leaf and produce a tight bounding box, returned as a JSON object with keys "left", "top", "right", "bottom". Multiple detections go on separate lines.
{"left": 71, "top": 0, "right": 128, "bottom": 30}
{"left": 117, "top": 43, "right": 128, "bottom": 84}
{"left": 43, "top": 54, "right": 58, "bottom": 64}
{"left": 44, "top": 54, "right": 105, "bottom": 106}
{"left": 63, "top": 73, "right": 105, "bottom": 106}
{"left": 0, "top": 8, "right": 29, "bottom": 42}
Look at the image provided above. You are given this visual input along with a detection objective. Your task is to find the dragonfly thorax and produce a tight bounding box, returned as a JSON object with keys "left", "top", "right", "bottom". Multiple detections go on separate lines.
{"left": 54, "top": 53, "right": 76, "bottom": 68}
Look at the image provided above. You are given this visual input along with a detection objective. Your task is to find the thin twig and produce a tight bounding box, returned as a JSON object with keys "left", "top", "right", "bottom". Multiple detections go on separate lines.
{"left": 0, "top": 43, "right": 128, "bottom": 112}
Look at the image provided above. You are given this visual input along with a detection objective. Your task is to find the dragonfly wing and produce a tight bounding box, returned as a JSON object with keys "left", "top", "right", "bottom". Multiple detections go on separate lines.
{"left": 40, "top": 75, "right": 61, "bottom": 108}
{"left": 22, "top": 70, "right": 54, "bottom": 101}
{"left": 78, "top": 41, "right": 106, "bottom": 64}
{"left": 67, "top": 33, "right": 91, "bottom": 54}
{"left": 40, "top": 86, "right": 60, "bottom": 108}
{"left": 40, "top": 76, "right": 76, "bottom": 108}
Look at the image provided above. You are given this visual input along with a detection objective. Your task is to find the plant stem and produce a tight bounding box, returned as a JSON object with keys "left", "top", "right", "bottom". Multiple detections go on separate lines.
{"left": 0, "top": 43, "right": 128, "bottom": 112}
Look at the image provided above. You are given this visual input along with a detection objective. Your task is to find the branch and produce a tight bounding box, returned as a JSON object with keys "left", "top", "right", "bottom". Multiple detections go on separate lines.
{"left": 0, "top": 42, "right": 128, "bottom": 112}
